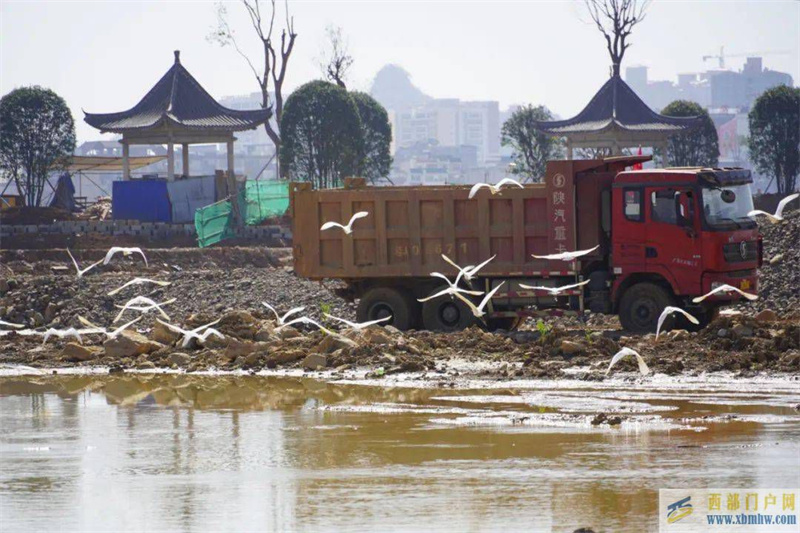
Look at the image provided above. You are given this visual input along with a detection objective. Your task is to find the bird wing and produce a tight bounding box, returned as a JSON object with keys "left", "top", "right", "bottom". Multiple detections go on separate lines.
{"left": 465, "top": 255, "right": 496, "bottom": 277}
{"left": 156, "top": 318, "right": 187, "bottom": 335}
{"left": 109, "top": 317, "right": 142, "bottom": 338}
{"left": 477, "top": 282, "right": 505, "bottom": 312}
{"left": 349, "top": 211, "right": 369, "bottom": 225}
{"left": 198, "top": 328, "right": 224, "bottom": 341}
{"left": 530, "top": 252, "right": 559, "bottom": 260}
{"left": 496, "top": 178, "right": 524, "bottom": 189}
{"left": 130, "top": 248, "right": 148, "bottom": 266}
{"left": 453, "top": 291, "right": 481, "bottom": 316}
{"left": 691, "top": 284, "right": 737, "bottom": 303}
{"left": 302, "top": 318, "right": 335, "bottom": 336}
{"left": 190, "top": 318, "right": 222, "bottom": 334}
{"left": 103, "top": 247, "right": 121, "bottom": 265}
{"left": 518, "top": 283, "right": 553, "bottom": 293}
{"left": 358, "top": 316, "right": 392, "bottom": 328}
{"left": 0, "top": 320, "right": 24, "bottom": 329}
{"left": 747, "top": 209, "right": 776, "bottom": 221}
{"left": 320, "top": 221, "right": 344, "bottom": 231}
{"left": 731, "top": 287, "right": 759, "bottom": 300}
{"left": 454, "top": 288, "right": 484, "bottom": 296}
{"left": 82, "top": 259, "right": 104, "bottom": 275}
{"left": 655, "top": 306, "right": 676, "bottom": 340}
{"left": 558, "top": 280, "right": 591, "bottom": 291}
{"left": 606, "top": 347, "right": 638, "bottom": 374}
{"left": 441, "top": 254, "right": 465, "bottom": 275}
{"left": 280, "top": 306, "right": 306, "bottom": 323}
{"left": 66, "top": 248, "right": 80, "bottom": 274}
{"left": 262, "top": 302, "right": 281, "bottom": 322}
{"left": 418, "top": 288, "right": 452, "bottom": 302}
{"left": 468, "top": 183, "right": 490, "bottom": 199}
{"left": 775, "top": 193, "right": 799, "bottom": 218}
{"left": 77, "top": 316, "right": 100, "bottom": 329}
{"left": 569, "top": 245, "right": 600, "bottom": 259}
{"left": 430, "top": 272, "right": 455, "bottom": 287}
{"left": 635, "top": 354, "right": 651, "bottom": 376}
{"left": 324, "top": 313, "right": 358, "bottom": 328}
{"left": 107, "top": 279, "right": 136, "bottom": 296}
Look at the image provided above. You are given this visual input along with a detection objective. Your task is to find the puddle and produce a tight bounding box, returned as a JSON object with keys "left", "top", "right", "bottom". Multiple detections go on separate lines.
{"left": 0, "top": 373, "right": 798, "bottom": 532}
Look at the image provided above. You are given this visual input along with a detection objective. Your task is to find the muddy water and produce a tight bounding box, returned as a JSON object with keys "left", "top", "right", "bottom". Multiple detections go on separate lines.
{"left": 0, "top": 373, "right": 798, "bottom": 533}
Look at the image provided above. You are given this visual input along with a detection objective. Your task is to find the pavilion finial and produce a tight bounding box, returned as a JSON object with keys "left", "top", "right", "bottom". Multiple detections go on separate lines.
{"left": 174, "top": 50, "right": 181, "bottom": 64}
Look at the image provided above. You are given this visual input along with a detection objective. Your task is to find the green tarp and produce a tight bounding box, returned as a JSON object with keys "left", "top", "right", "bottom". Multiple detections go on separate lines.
{"left": 195, "top": 180, "right": 289, "bottom": 248}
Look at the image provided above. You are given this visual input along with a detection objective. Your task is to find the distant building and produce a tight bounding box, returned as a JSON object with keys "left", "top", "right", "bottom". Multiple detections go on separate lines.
{"left": 626, "top": 57, "right": 793, "bottom": 113}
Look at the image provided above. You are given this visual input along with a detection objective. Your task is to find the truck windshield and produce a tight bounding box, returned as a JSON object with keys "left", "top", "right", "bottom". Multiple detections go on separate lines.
{"left": 701, "top": 183, "right": 756, "bottom": 228}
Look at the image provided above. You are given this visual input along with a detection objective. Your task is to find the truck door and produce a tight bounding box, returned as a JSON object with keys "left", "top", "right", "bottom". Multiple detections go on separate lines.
{"left": 645, "top": 187, "right": 702, "bottom": 295}
{"left": 612, "top": 187, "right": 647, "bottom": 273}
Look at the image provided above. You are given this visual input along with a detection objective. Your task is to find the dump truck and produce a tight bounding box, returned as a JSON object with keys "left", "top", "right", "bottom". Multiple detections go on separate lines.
{"left": 290, "top": 156, "right": 761, "bottom": 333}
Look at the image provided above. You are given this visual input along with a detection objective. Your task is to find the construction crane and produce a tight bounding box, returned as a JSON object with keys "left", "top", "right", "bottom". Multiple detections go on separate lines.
{"left": 702, "top": 46, "right": 791, "bottom": 70}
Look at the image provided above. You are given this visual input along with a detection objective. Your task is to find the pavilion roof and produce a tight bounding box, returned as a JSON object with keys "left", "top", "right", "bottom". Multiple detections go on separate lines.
{"left": 84, "top": 51, "right": 271, "bottom": 134}
{"left": 534, "top": 75, "right": 702, "bottom": 137}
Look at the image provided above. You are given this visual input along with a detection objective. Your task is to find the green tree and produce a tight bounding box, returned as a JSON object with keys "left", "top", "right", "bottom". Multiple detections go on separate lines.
{"left": 350, "top": 91, "right": 392, "bottom": 184}
{"left": 748, "top": 85, "right": 800, "bottom": 194}
{"left": 0, "top": 86, "right": 76, "bottom": 207}
{"left": 501, "top": 105, "right": 564, "bottom": 182}
{"left": 658, "top": 100, "right": 718, "bottom": 167}
{"left": 280, "top": 80, "right": 363, "bottom": 188}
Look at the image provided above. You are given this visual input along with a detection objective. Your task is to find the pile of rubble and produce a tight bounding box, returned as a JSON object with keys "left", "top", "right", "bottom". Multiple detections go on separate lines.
{"left": 1, "top": 303, "right": 797, "bottom": 379}
{"left": 753, "top": 210, "right": 799, "bottom": 313}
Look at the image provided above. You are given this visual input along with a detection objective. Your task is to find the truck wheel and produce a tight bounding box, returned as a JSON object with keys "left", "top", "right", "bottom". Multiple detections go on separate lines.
{"left": 421, "top": 293, "right": 476, "bottom": 332}
{"left": 356, "top": 287, "right": 415, "bottom": 331}
{"left": 619, "top": 282, "right": 672, "bottom": 334}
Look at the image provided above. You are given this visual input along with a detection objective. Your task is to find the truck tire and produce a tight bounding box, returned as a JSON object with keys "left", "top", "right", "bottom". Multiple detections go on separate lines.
{"left": 421, "top": 293, "right": 476, "bottom": 332}
{"left": 618, "top": 282, "right": 672, "bottom": 334}
{"left": 356, "top": 287, "right": 416, "bottom": 331}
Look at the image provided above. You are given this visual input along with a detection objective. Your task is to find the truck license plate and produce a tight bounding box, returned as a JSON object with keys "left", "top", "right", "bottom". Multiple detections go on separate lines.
{"left": 740, "top": 280, "right": 751, "bottom": 290}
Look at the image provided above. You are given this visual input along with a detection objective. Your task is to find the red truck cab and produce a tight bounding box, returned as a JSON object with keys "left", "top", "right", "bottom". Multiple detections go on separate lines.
{"left": 608, "top": 167, "right": 760, "bottom": 331}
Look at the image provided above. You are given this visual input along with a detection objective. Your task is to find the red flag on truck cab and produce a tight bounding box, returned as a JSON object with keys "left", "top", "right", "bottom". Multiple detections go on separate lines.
{"left": 633, "top": 146, "right": 643, "bottom": 170}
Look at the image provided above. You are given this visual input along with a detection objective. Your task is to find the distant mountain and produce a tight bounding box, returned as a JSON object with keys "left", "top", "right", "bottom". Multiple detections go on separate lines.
{"left": 370, "top": 64, "right": 432, "bottom": 111}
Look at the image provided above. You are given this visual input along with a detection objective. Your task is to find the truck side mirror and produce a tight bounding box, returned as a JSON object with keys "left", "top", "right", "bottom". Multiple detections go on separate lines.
{"left": 721, "top": 189, "right": 736, "bottom": 203}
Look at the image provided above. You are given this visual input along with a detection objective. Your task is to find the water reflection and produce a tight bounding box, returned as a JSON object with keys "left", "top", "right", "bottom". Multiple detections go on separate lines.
{"left": 0, "top": 374, "right": 798, "bottom": 532}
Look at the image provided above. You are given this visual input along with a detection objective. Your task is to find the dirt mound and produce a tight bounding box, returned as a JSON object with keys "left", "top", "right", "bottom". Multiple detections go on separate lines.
{"left": 750, "top": 210, "right": 800, "bottom": 313}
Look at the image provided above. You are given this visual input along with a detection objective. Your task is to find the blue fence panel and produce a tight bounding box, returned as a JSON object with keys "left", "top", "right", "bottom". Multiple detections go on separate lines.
{"left": 112, "top": 180, "right": 172, "bottom": 222}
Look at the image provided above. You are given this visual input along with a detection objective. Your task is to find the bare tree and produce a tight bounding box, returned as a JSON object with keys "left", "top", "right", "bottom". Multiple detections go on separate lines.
{"left": 319, "top": 25, "right": 353, "bottom": 89}
{"left": 210, "top": 0, "right": 297, "bottom": 163}
{"left": 584, "top": 0, "right": 650, "bottom": 76}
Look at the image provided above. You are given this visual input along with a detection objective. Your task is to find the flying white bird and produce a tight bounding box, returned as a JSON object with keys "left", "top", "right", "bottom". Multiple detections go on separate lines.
{"left": 320, "top": 211, "right": 369, "bottom": 234}
{"left": 532, "top": 245, "right": 599, "bottom": 262}
{"left": 418, "top": 272, "right": 484, "bottom": 302}
{"left": 40, "top": 327, "right": 106, "bottom": 345}
{"left": 606, "top": 347, "right": 650, "bottom": 376}
{"left": 114, "top": 296, "right": 176, "bottom": 322}
{"left": 655, "top": 306, "right": 699, "bottom": 340}
{"left": 66, "top": 248, "right": 103, "bottom": 278}
{"left": 747, "top": 193, "right": 799, "bottom": 223}
{"left": 324, "top": 313, "right": 391, "bottom": 331}
{"left": 107, "top": 278, "right": 171, "bottom": 296}
{"left": 77, "top": 315, "right": 142, "bottom": 340}
{"left": 692, "top": 284, "right": 758, "bottom": 304}
{"left": 518, "top": 279, "right": 590, "bottom": 295}
{"left": 277, "top": 316, "right": 336, "bottom": 336}
{"left": 468, "top": 178, "right": 524, "bottom": 199}
{"left": 156, "top": 319, "right": 224, "bottom": 347}
{"left": 262, "top": 302, "right": 306, "bottom": 325}
{"left": 103, "top": 247, "right": 148, "bottom": 267}
{"left": 441, "top": 254, "right": 496, "bottom": 285}
{"left": 719, "top": 309, "right": 742, "bottom": 317}
{"left": 0, "top": 320, "right": 25, "bottom": 329}
{"left": 453, "top": 282, "right": 506, "bottom": 318}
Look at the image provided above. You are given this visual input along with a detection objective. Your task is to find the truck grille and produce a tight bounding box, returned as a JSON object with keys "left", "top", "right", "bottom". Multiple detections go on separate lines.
{"left": 723, "top": 241, "right": 757, "bottom": 263}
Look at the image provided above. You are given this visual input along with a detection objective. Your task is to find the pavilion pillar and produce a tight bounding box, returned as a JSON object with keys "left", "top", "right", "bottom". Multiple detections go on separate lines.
{"left": 660, "top": 142, "right": 670, "bottom": 166}
{"left": 167, "top": 142, "right": 175, "bottom": 181}
{"left": 227, "top": 139, "right": 242, "bottom": 225}
{"left": 566, "top": 140, "right": 573, "bottom": 160}
{"left": 182, "top": 143, "right": 189, "bottom": 177}
{"left": 122, "top": 142, "right": 130, "bottom": 181}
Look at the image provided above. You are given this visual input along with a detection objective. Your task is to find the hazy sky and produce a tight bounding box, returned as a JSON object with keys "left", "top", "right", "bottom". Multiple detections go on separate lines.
{"left": 2, "top": 0, "right": 799, "bottom": 142}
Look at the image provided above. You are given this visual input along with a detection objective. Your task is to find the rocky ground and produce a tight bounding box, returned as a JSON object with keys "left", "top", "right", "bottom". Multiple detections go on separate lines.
{"left": 0, "top": 211, "right": 797, "bottom": 381}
